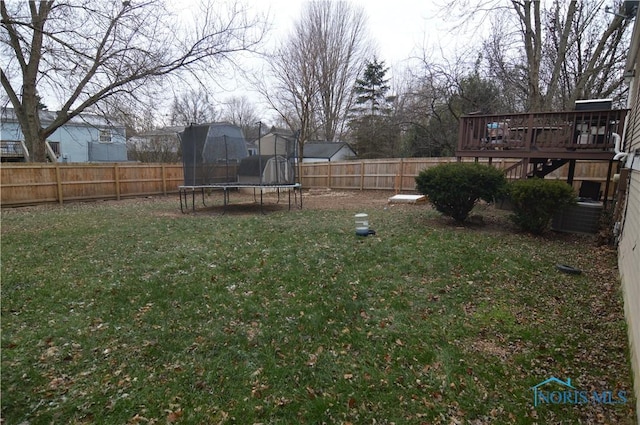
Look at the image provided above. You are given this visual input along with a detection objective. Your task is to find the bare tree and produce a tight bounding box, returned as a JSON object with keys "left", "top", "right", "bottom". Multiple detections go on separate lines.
{"left": 169, "top": 89, "right": 219, "bottom": 126}
{"left": 1, "top": 0, "right": 266, "bottom": 161}
{"left": 256, "top": 1, "right": 370, "bottom": 156}
{"left": 127, "top": 135, "right": 181, "bottom": 163}
{"left": 220, "top": 95, "right": 260, "bottom": 139}
{"left": 308, "top": 1, "right": 370, "bottom": 141}
{"left": 397, "top": 50, "right": 506, "bottom": 157}
{"left": 457, "top": 0, "right": 633, "bottom": 111}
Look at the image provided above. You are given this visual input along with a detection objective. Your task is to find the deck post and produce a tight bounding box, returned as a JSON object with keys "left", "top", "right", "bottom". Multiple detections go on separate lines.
{"left": 603, "top": 160, "right": 614, "bottom": 208}
{"left": 520, "top": 158, "right": 529, "bottom": 179}
{"left": 567, "top": 160, "right": 576, "bottom": 186}
{"left": 526, "top": 113, "right": 535, "bottom": 150}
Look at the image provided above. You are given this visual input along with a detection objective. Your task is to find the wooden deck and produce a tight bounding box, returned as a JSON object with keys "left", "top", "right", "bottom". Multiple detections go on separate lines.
{"left": 0, "top": 140, "right": 28, "bottom": 162}
{"left": 456, "top": 109, "right": 627, "bottom": 161}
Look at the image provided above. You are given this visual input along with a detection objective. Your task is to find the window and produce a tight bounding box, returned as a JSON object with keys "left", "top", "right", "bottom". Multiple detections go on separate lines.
{"left": 99, "top": 130, "right": 112, "bottom": 143}
{"left": 47, "top": 141, "right": 61, "bottom": 156}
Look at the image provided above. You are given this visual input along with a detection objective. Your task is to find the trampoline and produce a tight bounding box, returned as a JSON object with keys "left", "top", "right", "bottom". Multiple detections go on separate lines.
{"left": 178, "top": 123, "right": 302, "bottom": 213}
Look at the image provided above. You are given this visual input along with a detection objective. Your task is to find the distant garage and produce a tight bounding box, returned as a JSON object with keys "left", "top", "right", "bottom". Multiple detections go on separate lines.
{"left": 302, "top": 141, "right": 356, "bottom": 163}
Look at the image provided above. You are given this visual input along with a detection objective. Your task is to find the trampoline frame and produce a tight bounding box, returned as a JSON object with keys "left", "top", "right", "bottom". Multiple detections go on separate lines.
{"left": 178, "top": 183, "right": 302, "bottom": 214}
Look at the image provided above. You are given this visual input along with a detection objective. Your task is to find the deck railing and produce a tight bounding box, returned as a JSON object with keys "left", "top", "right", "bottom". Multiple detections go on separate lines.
{"left": 457, "top": 109, "right": 627, "bottom": 154}
{"left": 0, "top": 140, "right": 28, "bottom": 159}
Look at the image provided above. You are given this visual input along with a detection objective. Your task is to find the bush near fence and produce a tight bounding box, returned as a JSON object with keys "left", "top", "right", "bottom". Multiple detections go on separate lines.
{"left": 0, "top": 158, "right": 615, "bottom": 207}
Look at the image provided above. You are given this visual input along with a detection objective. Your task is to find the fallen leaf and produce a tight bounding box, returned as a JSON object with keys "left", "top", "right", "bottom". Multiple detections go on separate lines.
{"left": 166, "top": 409, "right": 183, "bottom": 423}
{"left": 348, "top": 397, "right": 356, "bottom": 409}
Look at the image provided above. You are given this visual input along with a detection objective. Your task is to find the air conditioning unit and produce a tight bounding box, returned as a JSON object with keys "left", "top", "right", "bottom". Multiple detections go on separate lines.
{"left": 551, "top": 200, "right": 603, "bottom": 234}
{"left": 574, "top": 99, "right": 613, "bottom": 111}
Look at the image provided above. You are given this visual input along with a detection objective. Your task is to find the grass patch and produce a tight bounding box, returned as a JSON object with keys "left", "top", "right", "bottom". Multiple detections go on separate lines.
{"left": 1, "top": 196, "right": 636, "bottom": 424}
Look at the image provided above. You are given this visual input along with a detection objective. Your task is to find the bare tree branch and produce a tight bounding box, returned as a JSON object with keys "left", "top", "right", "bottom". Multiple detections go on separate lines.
{"left": 1, "top": 0, "right": 267, "bottom": 161}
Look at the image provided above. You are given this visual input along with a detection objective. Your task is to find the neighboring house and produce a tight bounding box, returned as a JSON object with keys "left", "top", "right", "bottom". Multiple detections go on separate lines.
{"left": 0, "top": 107, "right": 127, "bottom": 162}
{"left": 131, "top": 126, "right": 182, "bottom": 152}
{"left": 302, "top": 141, "right": 357, "bottom": 163}
{"left": 618, "top": 6, "right": 640, "bottom": 420}
{"left": 128, "top": 126, "right": 183, "bottom": 162}
{"left": 246, "top": 139, "right": 258, "bottom": 156}
{"left": 255, "top": 129, "right": 297, "bottom": 157}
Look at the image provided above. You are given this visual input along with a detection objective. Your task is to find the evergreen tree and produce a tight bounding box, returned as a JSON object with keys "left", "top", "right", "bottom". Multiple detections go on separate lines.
{"left": 353, "top": 58, "right": 392, "bottom": 116}
{"left": 348, "top": 59, "right": 399, "bottom": 158}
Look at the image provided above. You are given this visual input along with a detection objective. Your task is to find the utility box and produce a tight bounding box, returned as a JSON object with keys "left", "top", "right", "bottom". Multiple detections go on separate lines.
{"left": 574, "top": 99, "right": 613, "bottom": 111}
{"left": 551, "top": 200, "right": 603, "bottom": 234}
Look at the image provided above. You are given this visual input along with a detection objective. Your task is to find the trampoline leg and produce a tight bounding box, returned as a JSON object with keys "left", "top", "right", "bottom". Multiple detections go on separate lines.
{"left": 260, "top": 189, "right": 265, "bottom": 214}
{"left": 292, "top": 186, "right": 302, "bottom": 209}
{"left": 221, "top": 188, "right": 229, "bottom": 216}
{"left": 201, "top": 187, "right": 207, "bottom": 207}
{"left": 180, "top": 189, "right": 186, "bottom": 214}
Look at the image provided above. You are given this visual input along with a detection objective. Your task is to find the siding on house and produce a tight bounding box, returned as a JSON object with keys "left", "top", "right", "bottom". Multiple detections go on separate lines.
{"left": 619, "top": 11, "right": 640, "bottom": 421}
{"left": 257, "top": 132, "right": 296, "bottom": 157}
{"left": 1, "top": 107, "right": 126, "bottom": 162}
{"left": 625, "top": 82, "right": 640, "bottom": 153}
{"left": 619, "top": 169, "right": 640, "bottom": 421}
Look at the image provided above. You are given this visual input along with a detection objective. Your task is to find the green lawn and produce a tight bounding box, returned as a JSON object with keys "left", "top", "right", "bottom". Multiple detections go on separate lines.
{"left": 1, "top": 195, "right": 636, "bottom": 424}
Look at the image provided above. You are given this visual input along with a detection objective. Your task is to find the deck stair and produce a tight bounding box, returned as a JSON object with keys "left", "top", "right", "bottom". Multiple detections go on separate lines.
{"left": 504, "top": 158, "right": 570, "bottom": 180}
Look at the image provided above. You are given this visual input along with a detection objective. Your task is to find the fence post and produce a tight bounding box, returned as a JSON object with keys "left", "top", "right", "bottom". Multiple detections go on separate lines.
{"left": 360, "top": 161, "right": 365, "bottom": 190}
{"left": 55, "top": 164, "right": 63, "bottom": 205}
{"left": 114, "top": 163, "right": 121, "bottom": 201}
{"left": 161, "top": 164, "right": 167, "bottom": 195}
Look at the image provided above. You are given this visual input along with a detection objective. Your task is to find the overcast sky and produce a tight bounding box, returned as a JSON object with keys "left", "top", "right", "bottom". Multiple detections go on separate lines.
{"left": 259, "top": 0, "right": 471, "bottom": 68}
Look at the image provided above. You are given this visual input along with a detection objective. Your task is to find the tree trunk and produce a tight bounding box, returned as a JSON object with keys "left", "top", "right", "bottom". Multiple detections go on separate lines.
{"left": 7, "top": 1, "right": 52, "bottom": 162}
{"left": 19, "top": 82, "right": 48, "bottom": 162}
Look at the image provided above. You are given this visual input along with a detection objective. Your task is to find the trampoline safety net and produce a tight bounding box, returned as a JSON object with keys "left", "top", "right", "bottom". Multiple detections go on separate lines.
{"left": 179, "top": 123, "right": 299, "bottom": 186}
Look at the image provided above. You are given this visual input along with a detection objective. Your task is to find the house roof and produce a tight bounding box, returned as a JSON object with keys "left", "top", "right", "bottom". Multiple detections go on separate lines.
{"left": 138, "top": 126, "right": 184, "bottom": 138}
{"left": 1, "top": 106, "right": 124, "bottom": 129}
{"left": 303, "top": 141, "right": 355, "bottom": 159}
{"left": 254, "top": 129, "right": 296, "bottom": 144}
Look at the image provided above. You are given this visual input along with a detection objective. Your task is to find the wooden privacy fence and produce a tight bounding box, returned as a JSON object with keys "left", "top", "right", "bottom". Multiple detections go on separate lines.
{"left": 299, "top": 157, "right": 617, "bottom": 196}
{"left": 1, "top": 163, "right": 183, "bottom": 207}
{"left": 301, "top": 157, "right": 483, "bottom": 191}
{"left": 1, "top": 158, "right": 617, "bottom": 207}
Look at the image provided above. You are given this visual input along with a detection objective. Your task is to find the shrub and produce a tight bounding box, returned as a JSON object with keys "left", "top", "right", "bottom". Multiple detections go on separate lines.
{"left": 415, "top": 162, "right": 507, "bottom": 222}
{"left": 508, "top": 178, "right": 576, "bottom": 234}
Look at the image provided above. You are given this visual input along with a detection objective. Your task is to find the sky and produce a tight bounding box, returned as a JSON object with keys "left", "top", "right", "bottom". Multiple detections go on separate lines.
{"left": 261, "top": 0, "right": 455, "bottom": 66}
{"left": 212, "top": 0, "right": 479, "bottom": 121}
{"left": 256, "top": 0, "right": 476, "bottom": 71}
